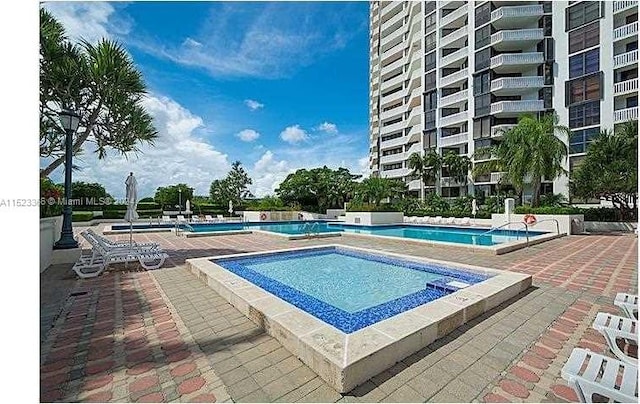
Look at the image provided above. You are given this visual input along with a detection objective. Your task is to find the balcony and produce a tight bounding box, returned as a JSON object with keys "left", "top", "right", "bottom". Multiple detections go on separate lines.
{"left": 406, "top": 143, "right": 422, "bottom": 156}
{"left": 490, "top": 52, "right": 544, "bottom": 73}
{"left": 440, "top": 67, "right": 468, "bottom": 87}
{"left": 380, "top": 135, "right": 406, "bottom": 149}
{"left": 490, "top": 100, "right": 544, "bottom": 116}
{"left": 440, "top": 3, "right": 467, "bottom": 28}
{"left": 381, "top": 57, "right": 405, "bottom": 75}
{"left": 490, "top": 76, "right": 544, "bottom": 95}
{"left": 490, "top": 172, "right": 507, "bottom": 183}
{"left": 491, "top": 5, "right": 543, "bottom": 29}
{"left": 407, "top": 124, "right": 422, "bottom": 143}
{"left": 491, "top": 124, "right": 516, "bottom": 138}
{"left": 381, "top": 167, "right": 410, "bottom": 179}
{"left": 407, "top": 179, "right": 422, "bottom": 191}
{"left": 382, "top": 71, "right": 405, "bottom": 89}
{"left": 441, "top": 47, "right": 468, "bottom": 68}
{"left": 380, "top": 152, "right": 406, "bottom": 165}
{"left": 490, "top": 28, "right": 544, "bottom": 51}
{"left": 380, "top": 119, "right": 406, "bottom": 135}
{"left": 614, "top": 50, "right": 639, "bottom": 68}
{"left": 381, "top": 8, "right": 405, "bottom": 32}
{"left": 440, "top": 26, "right": 468, "bottom": 48}
{"left": 380, "top": 106, "right": 403, "bottom": 122}
{"left": 440, "top": 177, "right": 462, "bottom": 187}
{"left": 614, "top": 78, "right": 639, "bottom": 95}
{"left": 440, "top": 89, "right": 469, "bottom": 107}
{"left": 440, "top": 110, "right": 468, "bottom": 127}
{"left": 439, "top": 132, "right": 469, "bottom": 148}
{"left": 614, "top": 22, "right": 638, "bottom": 41}
{"left": 614, "top": 106, "right": 639, "bottom": 123}
{"left": 613, "top": 0, "right": 638, "bottom": 13}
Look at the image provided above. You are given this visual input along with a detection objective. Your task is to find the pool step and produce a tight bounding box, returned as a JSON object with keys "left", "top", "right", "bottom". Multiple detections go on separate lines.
{"left": 426, "top": 278, "right": 471, "bottom": 293}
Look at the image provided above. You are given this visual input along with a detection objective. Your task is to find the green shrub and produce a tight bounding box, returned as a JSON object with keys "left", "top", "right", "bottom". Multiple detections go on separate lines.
{"left": 72, "top": 211, "right": 93, "bottom": 222}
{"left": 582, "top": 207, "right": 627, "bottom": 222}
{"left": 411, "top": 210, "right": 492, "bottom": 219}
{"left": 514, "top": 206, "right": 583, "bottom": 215}
{"left": 102, "top": 209, "right": 162, "bottom": 219}
{"left": 139, "top": 197, "right": 155, "bottom": 203}
{"left": 40, "top": 177, "right": 64, "bottom": 218}
{"left": 137, "top": 201, "right": 161, "bottom": 210}
{"left": 103, "top": 204, "right": 128, "bottom": 211}
{"left": 346, "top": 203, "right": 401, "bottom": 212}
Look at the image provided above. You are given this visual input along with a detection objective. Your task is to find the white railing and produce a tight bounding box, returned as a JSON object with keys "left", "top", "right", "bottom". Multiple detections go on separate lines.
{"left": 380, "top": 135, "right": 406, "bottom": 149}
{"left": 381, "top": 167, "right": 410, "bottom": 179}
{"left": 614, "top": 22, "right": 638, "bottom": 41}
{"left": 380, "top": 105, "right": 403, "bottom": 122}
{"left": 613, "top": 0, "right": 638, "bottom": 13}
{"left": 407, "top": 124, "right": 422, "bottom": 143}
{"left": 441, "top": 47, "right": 468, "bottom": 67}
{"left": 614, "top": 50, "right": 639, "bottom": 68}
{"left": 490, "top": 76, "right": 544, "bottom": 91}
{"left": 406, "top": 143, "right": 422, "bottom": 156}
{"left": 491, "top": 29, "right": 544, "bottom": 45}
{"left": 439, "top": 132, "right": 469, "bottom": 148}
{"left": 383, "top": 72, "right": 404, "bottom": 89}
{"left": 381, "top": 8, "right": 405, "bottom": 32}
{"left": 406, "top": 108, "right": 422, "bottom": 126}
{"left": 491, "top": 5, "right": 543, "bottom": 21}
{"left": 491, "top": 100, "right": 544, "bottom": 114}
{"left": 439, "top": 110, "right": 469, "bottom": 127}
{"left": 381, "top": 56, "right": 405, "bottom": 75}
{"left": 407, "top": 179, "right": 422, "bottom": 191}
{"left": 490, "top": 52, "right": 544, "bottom": 68}
{"left": 440, "top": 26, "right": 468, "bottom": 47}
{"left": 382, "top": 40, "right": 404, "bottom": 57}
{"left": 380, "top": 119, "right": 406, "bottom": 135}
{"left": 381, "top": 24, "right": 405, "bottom": 47}
{"left": 614, "top": 107, "right": 639, "bottom": 123}
{"left": 440, "top": 67, "right": 468, "bottom": 87}
{"left": 491, "top": 124, "right": 516, "bottom": 138}
{"left": 441, "top": 3, "right": 467, "bottom": 27}
{"left": 614, "top": 78, "right": 639, "bottom": 95}
{"left": 380, "top": 152, "right": 406, "bottom": 165}
{"left": 440, "top": 177, "right": 462, "bottom": 187}
{"left": 491, "top": 172, "right": 507, "bottom": 183}
{"left": 440, "top": 89, "right": 469, "bottom": 107}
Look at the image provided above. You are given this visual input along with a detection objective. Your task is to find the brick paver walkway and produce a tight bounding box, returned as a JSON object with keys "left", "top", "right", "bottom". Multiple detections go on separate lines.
{"left": 40, "top": 226, "right": 637, "bottom": 402}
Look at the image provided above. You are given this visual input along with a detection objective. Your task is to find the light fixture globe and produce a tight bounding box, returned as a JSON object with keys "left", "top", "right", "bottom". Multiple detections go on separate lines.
{"left": 59, "top": 109, "right": 81, "bottom": 132}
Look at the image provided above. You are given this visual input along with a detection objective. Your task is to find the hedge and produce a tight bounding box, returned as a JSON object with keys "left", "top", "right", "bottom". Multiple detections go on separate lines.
{"left": 102, "top": 210, "right": 162, "bottom": 219}
{"left": 72, "top": 212, "right": 93, "bottom": 222}
{"left": 346, "top": 203, "right": 402, "bottom": 212}
{"left": 513, "top": 206, "right": 631, "bottom": 222}
{"left": 411, "top": 210, "right": 493, "bottom": 219}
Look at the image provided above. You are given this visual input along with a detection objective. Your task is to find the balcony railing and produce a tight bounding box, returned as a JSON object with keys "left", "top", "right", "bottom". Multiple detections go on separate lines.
{"left": 381, "top": 56, "right": 405, "bottom": 75}
{"left": 439, "top": 110, "right": 469, "bottom": 127}
{"left": 491, "top": 5, "right": 543, "bottom": 21}
{"left": 490, "top": 52, "right": 544, "bottom": 68}
{"left": 614, "top": 107, "right": 639, "bottom": 123}
{"left": 381, "top": 167, "right": 410, "bottom": 179}
{"left": 441, "top": 47, "right": 468, "bottom": 67}
{"left": 441, "top": 3, "right": 467, "bottom": 27}
{"left": 614, "top": 22, "right": 638, "bottom": 41}
{"left": 439, "top": 132, "right": 469, "bottom": 148}
{"left": 613, "top": 50, "right": 639, "bottom": 68}
{"left": 380, "top": 152, "right": 406, "bottom": 165}
{"left": 491, "top": 28, "right": 544, "bottom": 45}
{"left": 440, "top": 67, "right": 468, "bottom": 87}
{"left": 491, "top": 124, "right": 516, "bottom": 138}
{"left": 406, "top": 143, "right": 422, "bottom": 156}
{"left": 380, "top": 119, "right": 406, "bottom": 135}
{"left": 440, "top": 89, "right": 469, "bottom": 107}
{"left": 490, "top": 76, "right": 544, "bottom": 91}
{"left": 613, "top": 0, "right": 638, "bottom": 13}
{"left": 491, "top": 100, "right": 544, "bottom": 114}
{"left": 614, "top": 78, "right": 639, "bottom": 95}
{"left": 491, "top": 172, "right": 507, "bottom": 183}
{"left": 440, "top": 26, "right": 468, "bottom": 47}
{"left": 380, "top": 135, "right": 406, "bottom": 149}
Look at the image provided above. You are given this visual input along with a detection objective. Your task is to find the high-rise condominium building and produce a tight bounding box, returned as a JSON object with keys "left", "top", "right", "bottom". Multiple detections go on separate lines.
{"left": 369, "top": 1, "right": 638, "bottom": 201}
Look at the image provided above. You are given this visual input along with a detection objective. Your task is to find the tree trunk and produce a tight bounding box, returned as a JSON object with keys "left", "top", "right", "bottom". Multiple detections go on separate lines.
{"left": 531, "top": 180, "right": 542, "bottom": 207}
{"left": 40, "top": 126, "right": 92, "bottom": 178}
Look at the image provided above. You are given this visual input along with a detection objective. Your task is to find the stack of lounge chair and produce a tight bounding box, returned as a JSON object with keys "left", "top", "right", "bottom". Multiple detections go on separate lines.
{"left": 561, "top": 293, "right": 638, "bottom": 402}
{"left": 72, "top": 229, "right": 169, "bottom": 279}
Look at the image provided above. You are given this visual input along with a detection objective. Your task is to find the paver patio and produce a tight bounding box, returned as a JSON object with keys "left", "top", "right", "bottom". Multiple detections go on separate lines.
{"left": 40, "top": 226, "right": 637, "bottom": 402}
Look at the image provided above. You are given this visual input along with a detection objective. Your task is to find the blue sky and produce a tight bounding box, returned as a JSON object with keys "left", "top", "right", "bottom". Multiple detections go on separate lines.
{"left": 43, "top": 1, "right": 370, "bottom": 198}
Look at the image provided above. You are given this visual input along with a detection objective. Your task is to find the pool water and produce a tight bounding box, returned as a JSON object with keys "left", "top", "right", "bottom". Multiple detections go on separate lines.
{"left": 187, "top": 221, "right": 543, "bottom": 246}
{"left": 213, "top": 247, "right": 490, "bottom": 332}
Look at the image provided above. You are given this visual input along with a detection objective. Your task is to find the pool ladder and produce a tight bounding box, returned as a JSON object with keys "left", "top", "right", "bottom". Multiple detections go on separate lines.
{"left": 302, "top": 222, "right": 320, "bottom": 238}
{"left": 480, "top": 221, "right": 530, "bottom": 247}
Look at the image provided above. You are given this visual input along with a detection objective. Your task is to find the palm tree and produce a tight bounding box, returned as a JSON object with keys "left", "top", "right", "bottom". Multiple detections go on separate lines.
{"left": 473, "top": 113, "right": 569, "bottom": 207}
{"left": 442, "top": 152, "right": 472, "bottom": 194}
{"left": 357, "top": 177, "right": 406, "bottom": 206}
{"left": 408, "top": 150, "right": 441, "bottom": 199}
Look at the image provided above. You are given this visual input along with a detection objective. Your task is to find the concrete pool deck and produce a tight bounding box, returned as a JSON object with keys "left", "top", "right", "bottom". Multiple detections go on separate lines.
{"left": 41, "top": 226, "right": 638, "bottom": 402}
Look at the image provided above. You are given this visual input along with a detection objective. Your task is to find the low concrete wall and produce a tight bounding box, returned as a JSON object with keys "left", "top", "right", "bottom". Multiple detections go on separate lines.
{"left": 584, "top": 221, "right": 637, "bottom": 233}
{"left": 345, "top": 212, "right": 404, "bottom": 225}
{"left": 492, "top": 213, "right": 584, "bottom": 235}
{"left": 326, "top": 209, "right": 346, "bottom": 219}
{"left": 40, "top": 215, "right": 62, "bottom": 272}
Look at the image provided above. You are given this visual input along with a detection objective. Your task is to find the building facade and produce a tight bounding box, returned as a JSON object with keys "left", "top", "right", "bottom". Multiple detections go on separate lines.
{"left": 369, "top": 1, "right": 639, "bottom": 201}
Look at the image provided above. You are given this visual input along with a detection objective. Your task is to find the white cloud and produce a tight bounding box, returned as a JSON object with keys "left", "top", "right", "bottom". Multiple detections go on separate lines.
{"left": 249, "top": 151, "right": 293, "bottom": 196}
{"left": 316, "top": 122, "right": 338, "bottom": 135}
{"left": 279, "top": 125, "right": 309, "bottom": 144}
{"left": 236, "top": 129, "right": 260, "bottom": 142}
{"left": 244, "top": 99, "right": 264, "bottom": 111}
{"left": 46, "top": 94, "right": 231, "bottom": 198}
{"left": 43, "top": 2, "right": 130, "bottom": 43}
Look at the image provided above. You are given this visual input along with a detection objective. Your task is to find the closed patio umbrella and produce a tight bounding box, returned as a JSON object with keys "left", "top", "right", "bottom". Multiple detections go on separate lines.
{"left": 471, "top": 198, "right": 478, "bottom": 224}
{"left": 228, "top": 200, "right": 233, "bottom": 217}
{"left": 124, "top": 172, "right": 139, "bottom": 247}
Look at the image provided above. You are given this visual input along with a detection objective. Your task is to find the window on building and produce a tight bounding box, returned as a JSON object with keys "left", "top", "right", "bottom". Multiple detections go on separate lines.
{"left": 475, "top": 2, "right": 491, "bottom": 28}
{"left": 382, "top": 85, "right": 403, "bottom": 97}
{"left": 474, "top": 47, "right": 492, "bottom": 71}
{"left": 381, "top": 132, "right": 403, "bottom": 142}
{"left": 425, "top": 2, "right": 436, "bottom": 14}
{"left": 568, "top": 21, "right": 599, "bottom": 54}
{"left": 475, "top": 94, "right": 491, "bottom": 116}
{"left": 569, "top": 100, "right": 600, "bottom": 128}
{"left": 383, "top": 117, "right": 402, "bottom": 126}
{"left": 442, "top": 127, "right": 462, "bottom": 137}
{"left": 441, "top": 187, "right": 461, "bottom": 197}
{"left": 626, "top": 41, "right": 639, "bottom": 52}
{"left": 566, "top": 72, "right": 602, "bottom": 105}
{"left": 425, "top": 11, "right": 437, "bottom": 32}
{"left": 473, "top": 71, "right": 491, "bottom": 95}
{"left": 425, "top": 91, "right": 437, "bottom": 110}
{"left": 473, "top": 117, "right": 491, "bottom": 139}
{"left": 425, "top": 51, "right": 436, "bottom": 72}
{"left": 569, "top": 126, "right": 600, "bottom": 154}
{"left": 424, "top": 130, "right": 437, "bottom": 148}
{"left": 383, "top": 163, "right": 402, "bottom": 171}
{"left": 425, "top": 110, "right": 436, "bottom": 129}
{"left": 425, "top": 32, "right": 436, "bottom": 52}
{"left": 425, "top": 71, "right": 436, "bottom": 90}
{"left": 569, "top": 48, "right": 599, "bottom": 78}
{"left": 620, "top": 68, "right": 639, "bottom": 81}
{"left": 475, "top": 25, "right": 492, "bottom": 49}
{"left": 566, "top": 1, "right": 602, "bottom": 31}
{"left": 541, "top": 15, "right": 553, "bottom": 36}
{"left": 382, "top": 147, "right": 403, "bottom": 156}
{"left": 627, "top": 96, "right": 639, "bottom": 108}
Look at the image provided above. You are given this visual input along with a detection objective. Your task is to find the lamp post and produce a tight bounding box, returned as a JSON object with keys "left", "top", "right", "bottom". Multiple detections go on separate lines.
{"left": 178, "top": 189, "right": 182, "bottom": 215}
{"left": 54, "top": 109, "right": 81, "bottom": 249}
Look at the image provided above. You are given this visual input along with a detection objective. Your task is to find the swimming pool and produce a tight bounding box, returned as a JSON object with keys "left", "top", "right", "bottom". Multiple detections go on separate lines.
{"left": 213, "top": 246, "right": 489, "bottom": 333}
{"left": 184, "top": 220, "right": 544, "bottom": 246}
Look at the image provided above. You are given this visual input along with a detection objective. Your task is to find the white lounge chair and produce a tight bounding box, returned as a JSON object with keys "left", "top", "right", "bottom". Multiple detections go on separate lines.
{"left": 403, "top": 216, "right": 410, "bottom": 223}
{"left": 592, "top": 312, "right": 638, "bottom": 366}
{"left": 190, "top": 215, "right": 200, "bottom": 223}
{"left": 455, "top": 217, "right": 471, "bottom": 226}
{"left": 444, "top": 217, "right": 456, "bottom": 225}
{"left": 409, "top": 216, "right": 418, "bottom": 223}
{"left": 204, "top": 215, "right": 215, "bottom": 223}
{"left": 87, "top": 229, "right": 159, "bottom": 250}
{"left": 430, "top": 216, "right": 443, "bottom": 224}
{"left": 615, "top": 293, "right": 638, "bottom": 319}
{"left": 72, "top": 231, "right": 168, "bottom": 279}
{"left": 561, "top": 348, "right": 638, "bottom": 403}
{"left": 161, "top": 215, "right": 172, "bottom": 224}
{"left": 216, "top": 214, "right": 225, "bottom": 222}
{"left": 176, "top": 215, "right": 187, "bottom": 224}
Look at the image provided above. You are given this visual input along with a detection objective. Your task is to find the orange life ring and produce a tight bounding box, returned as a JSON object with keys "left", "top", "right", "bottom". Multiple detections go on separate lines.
{"left": 260, "top": 212, "right": 267, "bottom": 221}
{"left": 524, "top": 214, "right": 537, "bottom": 225}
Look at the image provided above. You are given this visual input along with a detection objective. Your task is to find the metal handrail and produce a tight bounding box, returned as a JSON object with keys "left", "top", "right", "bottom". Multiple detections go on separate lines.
{"left": 534, "top": 218, "right": 560, "bottom": 235}
{"left": 481, "top": 221, "right": 530, "bottom": 246}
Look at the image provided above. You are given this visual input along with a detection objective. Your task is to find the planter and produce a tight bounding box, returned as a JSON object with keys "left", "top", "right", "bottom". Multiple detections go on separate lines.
{"left": 492, "top": 213, "right": 584, "bottom": 235}
{"left": 345, "top": 212, "right": 404, "bottom": 225}
{"left": 40, "top": 215, "right": 63, "bottom": 273}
